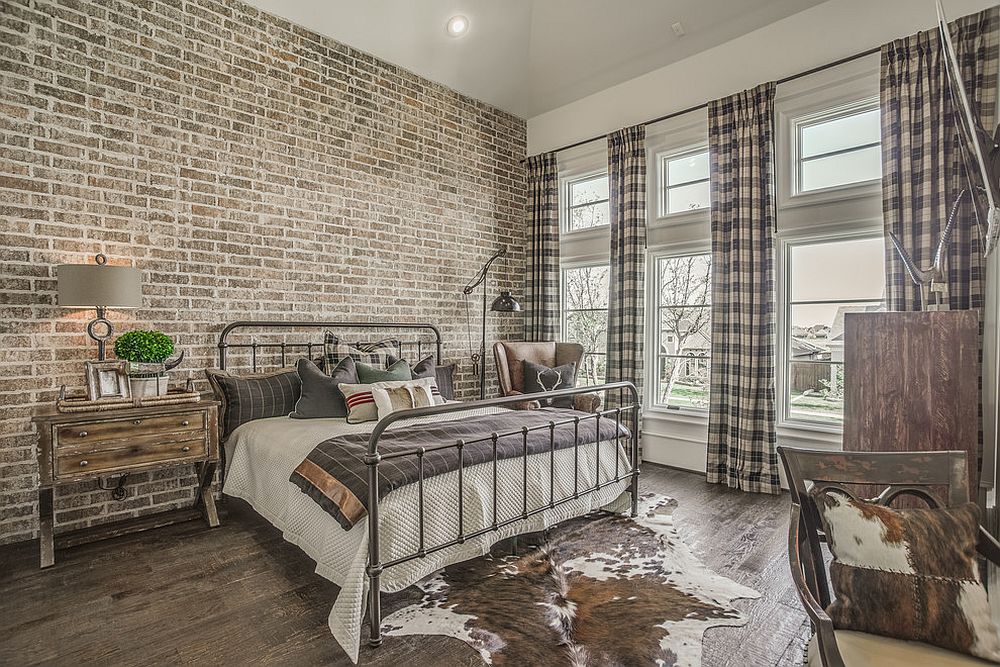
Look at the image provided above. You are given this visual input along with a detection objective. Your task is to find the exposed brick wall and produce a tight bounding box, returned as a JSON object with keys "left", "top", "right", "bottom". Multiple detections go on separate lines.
{"left": 0, "top": 0, "right": 526, "bottom": 544}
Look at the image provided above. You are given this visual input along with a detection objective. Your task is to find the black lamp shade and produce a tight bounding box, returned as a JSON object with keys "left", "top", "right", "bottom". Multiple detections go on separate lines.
{"left": 490, "top": 290, "right": 521, "bottom": 312}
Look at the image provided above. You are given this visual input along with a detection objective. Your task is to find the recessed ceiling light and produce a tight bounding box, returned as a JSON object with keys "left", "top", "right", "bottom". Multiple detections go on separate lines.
{"left": 447, "top": 15, "right": 469, "bottom": 37}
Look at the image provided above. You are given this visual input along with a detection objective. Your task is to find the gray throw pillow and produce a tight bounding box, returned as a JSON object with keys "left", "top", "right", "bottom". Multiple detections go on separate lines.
{"left": 290, "top": 357, "right": 358, "bottom": 419}
{"left": 523, "top": 360, "right": 576, "bottom": 408}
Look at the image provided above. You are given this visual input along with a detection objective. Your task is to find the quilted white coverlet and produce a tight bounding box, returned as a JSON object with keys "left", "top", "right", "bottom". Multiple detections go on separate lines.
{"left": 222, "top": 408, "right": 632, "bottom": 662}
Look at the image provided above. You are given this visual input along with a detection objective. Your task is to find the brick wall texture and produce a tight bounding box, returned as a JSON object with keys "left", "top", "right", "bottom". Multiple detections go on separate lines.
{"left": 0, "top": 0, "right": 527, "bottom": 544}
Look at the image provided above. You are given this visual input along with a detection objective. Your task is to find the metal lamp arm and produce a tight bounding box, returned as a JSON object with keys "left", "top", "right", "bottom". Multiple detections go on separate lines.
{"left": 462, "top": 247, "right": 507, "bottom": 295}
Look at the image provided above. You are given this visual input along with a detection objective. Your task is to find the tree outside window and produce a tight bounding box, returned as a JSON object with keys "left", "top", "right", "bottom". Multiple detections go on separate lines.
{"left": 655, "top": 253, "right": 711, "bottom": 409}
{"left": 561, "top": 265, "right": 608, "bottom": 385}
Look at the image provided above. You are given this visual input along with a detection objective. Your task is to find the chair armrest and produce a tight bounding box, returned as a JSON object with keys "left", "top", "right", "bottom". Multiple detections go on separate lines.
{"left": 978, "top": 526, "right": 1000, "bottom": 566}
{"left": 572, "top": 392, "right": 602, "bottom": 413}
{"left": 506, "top": 390, "right": 541, "bottom": 411}
{"left": 788, "top": 504, "right": 846, "bottom": 667}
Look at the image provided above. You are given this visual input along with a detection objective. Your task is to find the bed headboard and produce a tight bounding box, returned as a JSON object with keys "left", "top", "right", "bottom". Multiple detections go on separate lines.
{"left": 217, "top": 320, "right": 443, "bottom": 373}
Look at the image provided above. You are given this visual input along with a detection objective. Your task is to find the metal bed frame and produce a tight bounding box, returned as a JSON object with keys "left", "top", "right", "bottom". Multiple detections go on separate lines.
{"left": 217, "top": 321, "right": 641, "bottom": 648}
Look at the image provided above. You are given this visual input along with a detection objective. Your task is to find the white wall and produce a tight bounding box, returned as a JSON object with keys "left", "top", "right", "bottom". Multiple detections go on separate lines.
{"left": 527, "top": 0, "right": 996, "bottom": 154}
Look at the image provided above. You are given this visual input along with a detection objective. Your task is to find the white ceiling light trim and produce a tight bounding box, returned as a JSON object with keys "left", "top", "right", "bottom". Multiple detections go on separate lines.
{"left": 447, "top": 15, "right": 469, "bottom": 37}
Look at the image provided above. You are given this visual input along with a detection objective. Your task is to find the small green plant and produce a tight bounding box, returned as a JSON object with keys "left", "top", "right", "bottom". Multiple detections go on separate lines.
{"left": 114, "top": 330, "right": 175, "bottom": 371}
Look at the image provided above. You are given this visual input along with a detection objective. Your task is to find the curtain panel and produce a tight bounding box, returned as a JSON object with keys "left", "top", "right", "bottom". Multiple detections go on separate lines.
{"left": 606, "top": 125, "right": 647, "bottom": 413}
{"left": 706, "top": 83, "right": 781, "bottom": 495}
{"left": 881, "top": 7, "right": 999, "bottom": 311}
{"left": 523, "top": 152, "right": 561, "bottom": 341}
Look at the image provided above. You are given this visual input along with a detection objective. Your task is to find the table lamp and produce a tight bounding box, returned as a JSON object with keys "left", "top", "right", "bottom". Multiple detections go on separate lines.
{"left": 57, "top": 253, "right": 142, "bottom": 360}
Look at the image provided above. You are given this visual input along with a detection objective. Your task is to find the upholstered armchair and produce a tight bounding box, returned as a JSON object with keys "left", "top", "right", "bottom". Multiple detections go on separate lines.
{"left": 492, "top": 341, "right": 602, "bottom": 413}
{"left": 778, "top": 446, "right": 1000, "bottom": 667}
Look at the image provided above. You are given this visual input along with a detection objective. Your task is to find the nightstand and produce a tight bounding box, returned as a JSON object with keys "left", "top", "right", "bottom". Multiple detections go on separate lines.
{"left": 31, "top": 400, "right": 221, "bottom": 568}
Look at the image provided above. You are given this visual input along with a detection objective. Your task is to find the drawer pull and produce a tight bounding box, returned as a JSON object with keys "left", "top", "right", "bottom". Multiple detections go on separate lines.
{"left": 133, "top": 419, "right": 142, "bottom": 425}
{"left": 181, "top": 420, "right": 190, "bottom": 427}
{"left": 79, "top": 460, "right": 89, "bottom": 467}
{"left": 181, "top": 446, "right": 191, "bottom": 453}
{"left": 79, "top": 431, "right": 88, "bottom": 438}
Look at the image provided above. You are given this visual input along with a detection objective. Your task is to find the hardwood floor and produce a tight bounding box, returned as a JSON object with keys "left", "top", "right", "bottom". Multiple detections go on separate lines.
{"left": 0, "top": 465, "right": 808, "bottom": 666}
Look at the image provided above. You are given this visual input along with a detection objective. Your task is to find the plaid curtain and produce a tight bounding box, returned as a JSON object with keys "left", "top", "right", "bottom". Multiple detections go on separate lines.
{"left": 606, "top": 125, "right": 647, "bottom": 414}
{"left": 706, "top": 83, "right": 780, "bottom": 495}
{"left": 523, "top": 153, "right": 561, "bottom": 341}
{"left": 881, "top": 7, "right": 999, "bottom": 311}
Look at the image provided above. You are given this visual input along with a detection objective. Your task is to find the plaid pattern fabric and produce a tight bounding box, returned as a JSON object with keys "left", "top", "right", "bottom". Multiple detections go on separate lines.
{"left": 605, "top": 125, "right": 646, "bottom": 418}
{"left": 524, "top": 152, "right": 561, "bottom": 341}
{"left": 706, "top": 83, "right": 780, "bottom": 495}
{"left": 881, "top": 8, "right": 999, "bottom": 311}
{"left": 205, "top": 367, "right": 301, "bottom": 439}
{"left": 322, "top": 332, "right": 400, "bottom": 371}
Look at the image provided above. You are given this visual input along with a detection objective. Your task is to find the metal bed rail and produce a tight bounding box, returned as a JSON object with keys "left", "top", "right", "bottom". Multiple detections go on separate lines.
{"left": 363, "top": 381, "right": 641, "bottom": 647}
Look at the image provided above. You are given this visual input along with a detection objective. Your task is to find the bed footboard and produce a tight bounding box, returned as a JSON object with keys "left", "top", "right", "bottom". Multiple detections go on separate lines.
{"left": 364, "top": 381, "right": 640, "bottom": 648}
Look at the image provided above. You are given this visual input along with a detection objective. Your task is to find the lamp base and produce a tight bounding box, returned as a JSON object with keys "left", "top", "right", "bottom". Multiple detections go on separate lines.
{"left": 87, "top": 306, "right": 114, "bottom": 361}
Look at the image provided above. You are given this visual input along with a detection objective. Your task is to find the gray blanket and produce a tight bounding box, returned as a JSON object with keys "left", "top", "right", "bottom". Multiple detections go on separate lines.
{"left": 289, "top": 408, "right": 630, "bottom": 530}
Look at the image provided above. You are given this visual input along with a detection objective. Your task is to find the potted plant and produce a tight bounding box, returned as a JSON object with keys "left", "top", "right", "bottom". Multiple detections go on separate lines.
{"left": 113, "top": 330, "right": 182, "bottom": 398}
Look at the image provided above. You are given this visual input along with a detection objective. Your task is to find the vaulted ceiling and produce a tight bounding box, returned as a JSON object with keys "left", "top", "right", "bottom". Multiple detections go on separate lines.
{"left": 242, "top": 0, "right": 827, "bottom": 118}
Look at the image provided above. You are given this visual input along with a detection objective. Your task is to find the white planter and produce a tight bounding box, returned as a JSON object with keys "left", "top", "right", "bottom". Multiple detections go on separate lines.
{"left": 129, "top": 375, "right": 169, "bottom": 398}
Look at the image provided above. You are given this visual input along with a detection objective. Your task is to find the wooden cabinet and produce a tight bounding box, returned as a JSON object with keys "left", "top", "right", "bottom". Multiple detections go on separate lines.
{"left": 844, "top": 310, "right": 981, "bottom": 493}
{"left": 32, "top": 401, "right": 221, "bottom": 568}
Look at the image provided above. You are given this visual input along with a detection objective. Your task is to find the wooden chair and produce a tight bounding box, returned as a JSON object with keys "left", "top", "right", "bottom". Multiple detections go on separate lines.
{"left": 492, "top": 341, "right": 601, "bottom": 412}
{"left": 777, "top": 446, "right": 1000, "bottom": 667}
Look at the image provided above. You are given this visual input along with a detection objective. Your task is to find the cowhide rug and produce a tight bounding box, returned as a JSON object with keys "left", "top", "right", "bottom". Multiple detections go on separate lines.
{"left": 381, "top": 494, "right": 760, "bottom": 666}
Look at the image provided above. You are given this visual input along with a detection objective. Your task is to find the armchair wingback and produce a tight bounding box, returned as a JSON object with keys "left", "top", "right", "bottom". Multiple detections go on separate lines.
{"left": 492, "top": 341, "right": 602, "bottom": 413}
{"left": 777, "top": 447, "right": 1000, "bottom": 667}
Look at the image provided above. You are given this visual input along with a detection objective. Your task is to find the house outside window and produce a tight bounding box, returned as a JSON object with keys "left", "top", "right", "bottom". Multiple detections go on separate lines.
{"left": 782, "top": 235, "right": 886, "bottom": 425}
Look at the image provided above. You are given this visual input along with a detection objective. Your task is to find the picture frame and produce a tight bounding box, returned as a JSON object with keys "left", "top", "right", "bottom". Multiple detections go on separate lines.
{"left": 84, "top": 360, "right": 131, "bottom": 401}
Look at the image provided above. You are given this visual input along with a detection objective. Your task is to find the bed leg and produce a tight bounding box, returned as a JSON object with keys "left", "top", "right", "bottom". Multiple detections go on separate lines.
{"left": 368, "top": 570, "right": 383, "bottom": 647}
{"left": 630, "top": 473, "right": 639, "bottom": 518}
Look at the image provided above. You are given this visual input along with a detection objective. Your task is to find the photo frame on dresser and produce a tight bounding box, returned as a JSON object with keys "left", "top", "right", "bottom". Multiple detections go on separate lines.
{"left": 84, "top": 360, "right": 131, "bottom": 401}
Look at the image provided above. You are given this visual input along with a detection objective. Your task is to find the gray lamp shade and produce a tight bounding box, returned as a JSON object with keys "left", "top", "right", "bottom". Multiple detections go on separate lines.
{"left": 57, "top": 263, "right": 142, "bottom": 308}
{"left": 490, "top": 290, "right": 521, "bottom": 312}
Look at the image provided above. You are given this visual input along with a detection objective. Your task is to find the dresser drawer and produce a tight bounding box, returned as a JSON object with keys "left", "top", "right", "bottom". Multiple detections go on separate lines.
{"left": 54, "top": 437, "right": 208, "bottom": 478}
{"left": 56, "top": 411, "right": 204, "bottom": 449}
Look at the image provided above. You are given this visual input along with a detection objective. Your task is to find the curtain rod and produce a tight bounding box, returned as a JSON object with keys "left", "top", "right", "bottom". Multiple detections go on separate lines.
{"left": 529, "top": 46, "right": 882, "bottom": 160}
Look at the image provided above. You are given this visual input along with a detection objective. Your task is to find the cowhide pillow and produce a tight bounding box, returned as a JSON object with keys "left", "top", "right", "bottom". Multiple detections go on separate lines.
{"left": 815, "top": 490, "right": 1000, "bottom": 661}
{"left": 523, "top": 359, "right": 576, "bottom": 408}
{"left": 371, "top": 382, "right": 434, "bottom": 421}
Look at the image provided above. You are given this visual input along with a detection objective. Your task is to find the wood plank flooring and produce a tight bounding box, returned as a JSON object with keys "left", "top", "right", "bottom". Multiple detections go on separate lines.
{"left": 0, "top": 465, "right": 808, "bottom": 666}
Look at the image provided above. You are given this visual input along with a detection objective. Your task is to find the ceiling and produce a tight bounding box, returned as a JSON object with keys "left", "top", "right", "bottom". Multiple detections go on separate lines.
{"left": 242, "top": 0, "right": 827, "bottom": 118}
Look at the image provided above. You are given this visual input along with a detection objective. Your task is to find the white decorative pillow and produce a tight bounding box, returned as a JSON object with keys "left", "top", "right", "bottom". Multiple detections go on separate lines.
{"left": 371, "top": 381, "right": 434, "bottom": 421}
{"left": 339, "top": 377, "right": 436, "bottom": 424}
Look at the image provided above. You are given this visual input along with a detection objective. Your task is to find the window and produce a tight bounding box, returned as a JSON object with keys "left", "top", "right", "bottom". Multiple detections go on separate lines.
{"left": 653, "top": 253, "right": 711, "bottom": 409}
{"left": 561, "top": 264, "right": 608, "bottom": 385}
{"left": 795, "top": 102, "right": 881, "bottom": 193}
{"left": 783, "top": 236, "right": 886, "bottom": 425}
{"left": 565, "top": 173, "right": 609, "bottom": 232}
{"left": 660, "top": 149, "right": 710, "bottom": 215}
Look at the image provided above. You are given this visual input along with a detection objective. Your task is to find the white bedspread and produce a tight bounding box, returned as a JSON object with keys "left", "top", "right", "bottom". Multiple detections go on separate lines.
{"left": 222, "top": 408, "right": 632, "bottom": 662}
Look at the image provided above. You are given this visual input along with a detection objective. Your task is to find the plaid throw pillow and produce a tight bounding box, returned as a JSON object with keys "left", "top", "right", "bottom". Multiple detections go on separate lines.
{"left": 815, "top": 490, "right": 1000, "bottom": 661}
{"left": 323, "top": 331, "right": 400, "bottom": 371}
{"left": 205, "top": 367, "right": 301, "bottom": 439}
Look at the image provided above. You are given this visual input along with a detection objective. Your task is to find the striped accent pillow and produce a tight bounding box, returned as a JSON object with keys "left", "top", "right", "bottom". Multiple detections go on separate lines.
{"left": 339, "top": 377, "right": 437, "bottom": 424}
{"left": 323, "top": 332, "right": 400, "bottom": 371}
{"left": 205, "top": 367, "right": 301, "bottom": 439}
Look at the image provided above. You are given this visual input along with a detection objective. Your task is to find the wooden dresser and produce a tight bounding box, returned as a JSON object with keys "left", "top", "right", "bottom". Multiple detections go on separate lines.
{"left": 32, "top": 400, "right": 221, "bottom": 568}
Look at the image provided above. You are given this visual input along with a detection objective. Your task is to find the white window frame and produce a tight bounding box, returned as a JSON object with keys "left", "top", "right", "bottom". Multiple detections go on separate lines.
{"left": 560, "top": 259, "right": 610, "bottom": 386}
{"left": 646, "top": 245, "right": 713, "bottom": 414}
{"left": 560, "top": 169, "right": 610, "bottom": 236}
{"left": 790, "top": 97, "right": 881, "bottom": 199}
{"left": 657, "top": 145, "right": 711, "bottom": 219}
{"left": 775, "top": 228, "right": 885, "bottom": 432}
